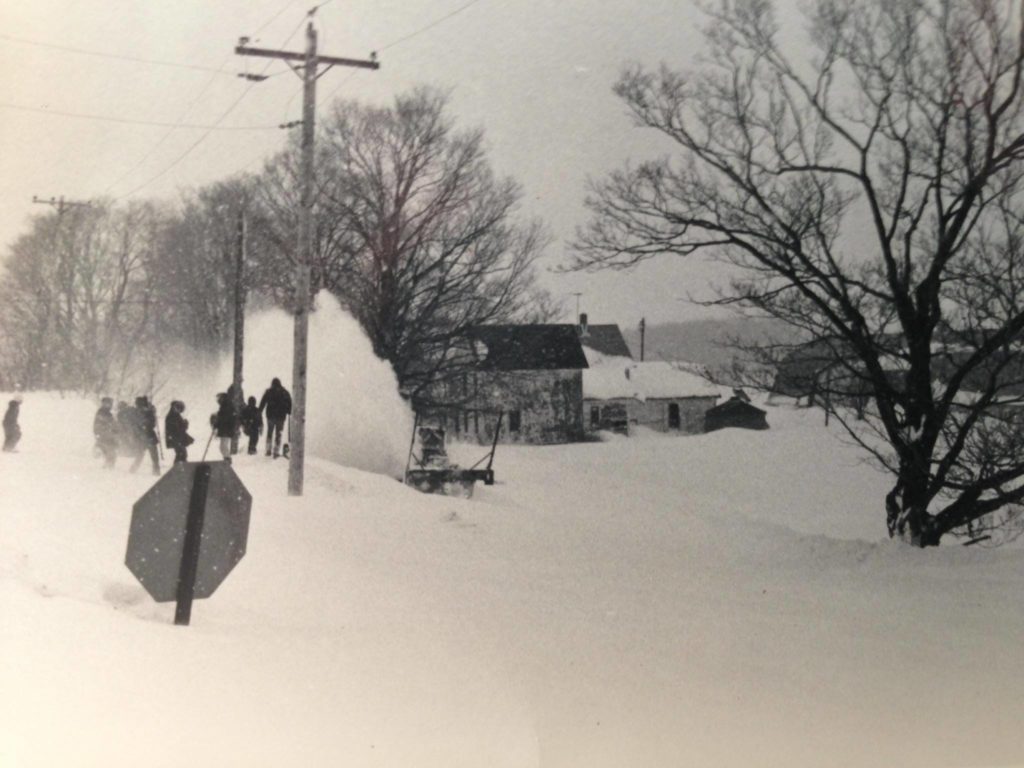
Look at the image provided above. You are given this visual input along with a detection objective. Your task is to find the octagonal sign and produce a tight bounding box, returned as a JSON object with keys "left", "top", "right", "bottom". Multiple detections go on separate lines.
{"left": 126, "top": 462, "right": 252, "bottom": 603}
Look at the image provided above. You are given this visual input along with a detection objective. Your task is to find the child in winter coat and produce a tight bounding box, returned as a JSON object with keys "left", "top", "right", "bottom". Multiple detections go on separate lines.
{"left": 240, "top": 396, "right": 263, "bottom": 455}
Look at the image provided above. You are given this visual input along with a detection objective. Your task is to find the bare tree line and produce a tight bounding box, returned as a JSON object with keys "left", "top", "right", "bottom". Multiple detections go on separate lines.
{"left": 0, "top": 86, "right": 555, "bottom": 401}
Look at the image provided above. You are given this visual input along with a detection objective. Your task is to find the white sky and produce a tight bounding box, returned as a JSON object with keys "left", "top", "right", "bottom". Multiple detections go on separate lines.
{"left": 0, "top": 0, "right": 804, "bottom": 328}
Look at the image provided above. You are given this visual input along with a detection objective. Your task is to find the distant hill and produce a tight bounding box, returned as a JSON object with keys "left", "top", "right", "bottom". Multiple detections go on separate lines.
{"left": 622, "top": 317, "right": 803, "bottom": 384}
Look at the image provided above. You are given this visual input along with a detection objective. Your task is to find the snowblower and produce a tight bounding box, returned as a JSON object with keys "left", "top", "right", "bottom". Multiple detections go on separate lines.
{"left": 403, "top": 412, "right": 502, "bottom": 498}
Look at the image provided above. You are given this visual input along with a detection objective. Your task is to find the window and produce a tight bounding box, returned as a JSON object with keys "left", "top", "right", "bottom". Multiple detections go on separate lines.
{"left": 668, "top": 402, "right": 681, "bottom": 430}
{"left": 590, "top": 406, "right": 601, "bottom": 427}
{"left": 509, "top": 409, "right": 521, "bottom": 433}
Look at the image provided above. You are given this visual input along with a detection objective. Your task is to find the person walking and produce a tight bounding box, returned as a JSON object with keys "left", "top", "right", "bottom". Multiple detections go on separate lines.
{"left": 164, "top": 400, "right": 194, "bottom": 464}
{"left": 258, "top": 377, "right": 292, "bottom": 459}
{"left": 116, "top": 400, "right": 137, "bottom": 458}
{"left": 211, "top": 393, "right": 237, "bottom": 464}
{"left": 240, "top": 396, "right": 263, "bottom": 455}
{"left": 129, "top": 396, "right": 161, "bottom": 476}
{"left": 3, "top": 397, "right": 22, "bottom": 452}
{"left": 93, "top": 397, "right": 118, "bottom": 468}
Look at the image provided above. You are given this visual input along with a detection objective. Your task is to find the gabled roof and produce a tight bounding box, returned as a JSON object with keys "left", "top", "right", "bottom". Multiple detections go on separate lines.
{"left": 471, "top": 325, "right": 589, "bottom": 371}
{"left": 578, "top": 324, "right": 633, "bottom": 359}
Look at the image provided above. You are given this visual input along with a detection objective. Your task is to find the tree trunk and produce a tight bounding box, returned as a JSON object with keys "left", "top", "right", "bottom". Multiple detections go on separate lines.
{"left": 886, "top": 467, "right": 943, "bottom": 547}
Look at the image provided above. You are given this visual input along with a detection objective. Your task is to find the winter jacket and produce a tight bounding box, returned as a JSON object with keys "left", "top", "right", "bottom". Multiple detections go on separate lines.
{"left": 212, "top": 398, "right": 237, "bottom": 438}
{"left": 94, "top": 407, "right": 117, "bottom": 448}
{"left": 240, "top": 403, "right": 262, "bottom": 437}
{"left": 165, "top": 409, "right": 194, "bottom": 450}
{"left": 259, "top": 384, "right": 292, "bottom": 421}
{"left": 135, "top": 401, "right": 158, "bottom": 446}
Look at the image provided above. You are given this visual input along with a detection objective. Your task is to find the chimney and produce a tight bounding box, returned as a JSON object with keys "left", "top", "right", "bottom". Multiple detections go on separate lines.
{"left": 578, "top": 312, "right": 589, "bottom": 337}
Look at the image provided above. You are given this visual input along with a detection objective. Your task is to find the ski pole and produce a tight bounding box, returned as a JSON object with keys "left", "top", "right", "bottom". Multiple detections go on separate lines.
{"left": 201, "top": 427, "right": 215, "bottom": 461}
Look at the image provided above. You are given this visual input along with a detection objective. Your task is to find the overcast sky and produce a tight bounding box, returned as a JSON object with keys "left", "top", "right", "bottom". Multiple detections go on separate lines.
{"left": 0, "top": 0, "right": 804, "bottom": 328}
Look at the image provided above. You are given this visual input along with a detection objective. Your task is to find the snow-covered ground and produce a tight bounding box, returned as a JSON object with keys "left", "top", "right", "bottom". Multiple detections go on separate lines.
{"left": 3, "top": 315, "right": 1023, "bottom": 767}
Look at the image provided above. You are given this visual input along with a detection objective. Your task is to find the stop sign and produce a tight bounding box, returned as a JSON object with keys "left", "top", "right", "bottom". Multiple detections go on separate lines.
{"left": 126, "top": 462, "right": 252, "bottom": 603}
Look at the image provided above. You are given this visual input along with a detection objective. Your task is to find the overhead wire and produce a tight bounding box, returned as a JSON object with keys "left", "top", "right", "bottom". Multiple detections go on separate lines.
{"left": 0, "top": 101, "right": 281, "bottom": 131}
{"left": 0, "top": 31, "right": 234, "bottom": 76}
{"left": 111, "top": 9, "right": 310, "bottom": 201}
{"left": 100, "top": 1, "right": 302, "bottom": 197}
{"left": 319, "top": 0, "right": 488, "bottom": 106}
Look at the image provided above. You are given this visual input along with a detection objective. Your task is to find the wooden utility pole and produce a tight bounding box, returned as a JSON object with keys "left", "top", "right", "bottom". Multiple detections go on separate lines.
{"left": 236, "top": 21, "right": 379, "bottom": 496}
{"left": 32, "top": 195, "right": 91, "bottom": 215}
{"left": 230, "top": 208, "right": 246, "bottom": 455}
{"left": 639, "top": 317, "right": 646, "bottom": 362}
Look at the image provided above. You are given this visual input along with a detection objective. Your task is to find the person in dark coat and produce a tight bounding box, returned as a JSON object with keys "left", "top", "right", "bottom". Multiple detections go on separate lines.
{"left": 129, "top": 396, "right": 161, "bottom": 475}
{"left": 258, "top": 377, "right": 292, "bottom": 458}
{"left": 3, "top": 398, "right": 22, "bottom": 452}
{"left": 211, "top": 392, "right": 237, "bottom": 464}
{"left": 93, "top": 397, "right": 118, "bottom": 468}
{"left": 164, "top": 400, "right": 194, "bottom": 464}
{"left": 240, "top": 396, "right": 263, "bottom": 455}
{"left": 116, "top": 400, "right": 137, "bottom": 457}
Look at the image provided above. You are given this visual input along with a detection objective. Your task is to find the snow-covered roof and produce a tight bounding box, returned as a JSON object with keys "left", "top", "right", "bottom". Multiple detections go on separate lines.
{"left": 582, "top": 349, "right": 720, "bottom": 401}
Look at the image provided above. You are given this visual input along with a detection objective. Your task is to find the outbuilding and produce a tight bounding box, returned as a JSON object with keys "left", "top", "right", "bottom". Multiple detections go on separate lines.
{"left": 704, "top": 397, "right": 769, "bottom": 432}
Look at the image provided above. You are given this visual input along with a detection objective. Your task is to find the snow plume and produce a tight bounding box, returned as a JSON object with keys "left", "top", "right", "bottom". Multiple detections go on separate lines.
{"left": 164, "top": 296, "right": 413, "bottom": 476}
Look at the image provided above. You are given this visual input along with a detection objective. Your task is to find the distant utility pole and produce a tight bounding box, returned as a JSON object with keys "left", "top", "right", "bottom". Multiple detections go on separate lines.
{"left": 572, "top": 292, "right": 583, "bottom": 321}
{"left": 639, "top": 317, "right": 646, "bottom": 361}
{"left": 236, "top": 20, "right": 379, "bottom": 496}
{"left": 230, "top": 208, "right": 246, "bottom": 455}
{"left": 32, "top": 195, "right": 91, "bottom": 215}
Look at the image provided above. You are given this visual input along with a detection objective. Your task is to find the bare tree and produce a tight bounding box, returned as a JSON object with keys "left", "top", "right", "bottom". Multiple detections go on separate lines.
{"left": 0, "top": 202, "right": 164, "bottom": 394}
{"left": 572, "top": 0, "right": 1024, "bottom": 546}
{"left": 315, "top": 87, "right": 551, "bottom": 401}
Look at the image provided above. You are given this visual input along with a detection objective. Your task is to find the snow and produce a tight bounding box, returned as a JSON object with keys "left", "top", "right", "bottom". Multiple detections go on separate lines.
{"left": 3, "top": 313, "right": 1024, "bottom": 767}
{"left": 583, "top": 349, "right": 720, "bottom": 401}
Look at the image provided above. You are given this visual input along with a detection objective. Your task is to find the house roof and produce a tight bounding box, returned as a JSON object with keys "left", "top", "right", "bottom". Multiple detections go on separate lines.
{"left": 582, "top": 349, "right": 720, "bottom": 400}
{"left": 578, "top": 324, "right": 633, "bottom": 359}
{"left": 471, "top": 325, "right": 589, "bottom": 371}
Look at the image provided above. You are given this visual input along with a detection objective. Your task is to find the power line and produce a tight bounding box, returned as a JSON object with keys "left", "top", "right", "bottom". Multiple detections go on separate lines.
{"left": 112, "top": 12, "right": 309, "bottom": 201}
{"left": 0, "top": 32, "right": 234, "bottom": 76}
{"left": 101, "top": 0, "right": 301, "bottom": 198}
{"left": 0, "top": 101, "right": 281, "bottom": 131}
{"left": 321, "top": 0, "right": 487, "bottom": 105}
{"left": 378, "top": 0, "right": 486, "bottom": 53}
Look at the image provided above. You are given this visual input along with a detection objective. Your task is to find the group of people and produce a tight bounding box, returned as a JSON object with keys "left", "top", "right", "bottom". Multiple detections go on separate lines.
{"left": 91, "top": 377, "right": 292, "bottom": 472}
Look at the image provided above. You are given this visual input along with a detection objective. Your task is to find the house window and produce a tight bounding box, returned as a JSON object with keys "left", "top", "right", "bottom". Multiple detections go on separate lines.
{"left": 509, "top": 409, "right": 521, "bottom": 433}
{"left": 668, "top": 402, "right": 681, "bottom": 429}
{"left": 590, "top": 405, "right": 601, "bottom": 428}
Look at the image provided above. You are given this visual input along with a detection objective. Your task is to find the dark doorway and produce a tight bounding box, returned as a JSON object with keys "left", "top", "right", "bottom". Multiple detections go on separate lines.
{"left": 668, "top": 403, "right": 681, "bottom": 430}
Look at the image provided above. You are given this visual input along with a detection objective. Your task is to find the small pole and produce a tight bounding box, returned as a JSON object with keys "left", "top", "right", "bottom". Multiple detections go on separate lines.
{"left": 175, "top": 463, "right": 212, "bottom": 626}
{"left": 639, "top": 317, "right": 646, "bottom": 362}
{"left": 230, "top": 208, "right": 246, "bottom": 455}
{"left": 175, "top": 462, "right": 210, "bottom": 626}
{"left": 486, "top": 411, "right": 503, "bottom": 471}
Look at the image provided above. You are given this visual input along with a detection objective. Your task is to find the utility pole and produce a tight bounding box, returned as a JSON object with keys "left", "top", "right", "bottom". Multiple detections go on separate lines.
{"left": 572, "top": 292, "right": 583, "bottom": 322}
{"left": 230, "top": 208, "right": 246, "bottom": 455}
{"left": 32, "top": 195, "right": 91, "bottom": 215}
{"left": 236, "top": 20, "right": 379, "bottom": 496}
{"left": 639, "top": 317, "right": 646, "bottom": 362}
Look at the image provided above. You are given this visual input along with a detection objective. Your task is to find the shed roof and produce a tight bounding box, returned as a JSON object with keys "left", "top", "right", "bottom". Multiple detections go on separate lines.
{"left": 583, "top": 349, "right": 720, "bottom": 400}
{"left": 471, "top": 325, "right": 589, "bottom": 371}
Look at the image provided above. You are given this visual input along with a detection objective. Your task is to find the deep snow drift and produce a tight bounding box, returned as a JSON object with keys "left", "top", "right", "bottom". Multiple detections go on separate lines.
{"left": 2, "top": 316, "right": 1024, "bottom": 767}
